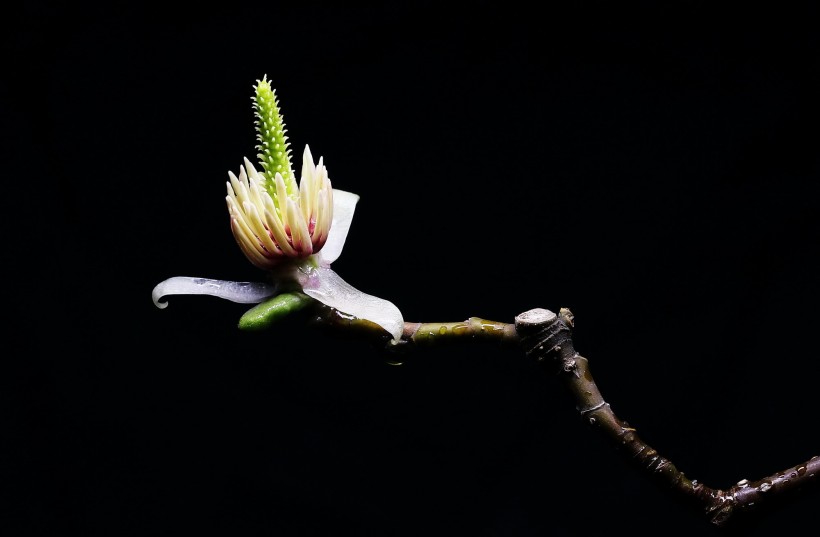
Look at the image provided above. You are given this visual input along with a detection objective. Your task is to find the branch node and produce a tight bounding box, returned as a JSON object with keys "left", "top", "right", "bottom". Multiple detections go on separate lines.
{"left": 515, "top": 307, "right": 574, "bottom": 368}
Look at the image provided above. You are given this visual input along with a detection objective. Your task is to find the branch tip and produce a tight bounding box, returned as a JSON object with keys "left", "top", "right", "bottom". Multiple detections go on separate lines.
{"left": 514, "top": 308, "right": 556, "bottom": 329}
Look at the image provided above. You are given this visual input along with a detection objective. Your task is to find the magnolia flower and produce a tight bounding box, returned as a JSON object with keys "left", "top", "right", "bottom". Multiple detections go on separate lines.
{"left": 152, "top": 78, "right": 404, "bottom": 342}
{"left": 226, "top": 149, "right": 333, "bottom": 269}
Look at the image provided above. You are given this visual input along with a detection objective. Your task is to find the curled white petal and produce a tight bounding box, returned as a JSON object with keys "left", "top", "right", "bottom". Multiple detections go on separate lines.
{"left": 152, "top": 277, "right": 276, "bottom": 309}
{"left": 317, "top": 189, "right": 360, "bottom": 265}
{"left": 299, "top": 266, "right": 404, "bottom": 342}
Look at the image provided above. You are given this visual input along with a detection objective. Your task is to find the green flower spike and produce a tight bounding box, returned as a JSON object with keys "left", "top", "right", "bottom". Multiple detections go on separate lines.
{"left": 152, "top": 76, "right": 404, "bottom": 342}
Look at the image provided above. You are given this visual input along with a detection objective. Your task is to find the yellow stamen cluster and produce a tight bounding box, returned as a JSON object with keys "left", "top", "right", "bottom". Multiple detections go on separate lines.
{"left": 226, "top": 146, "right": 333, "bottom": 269}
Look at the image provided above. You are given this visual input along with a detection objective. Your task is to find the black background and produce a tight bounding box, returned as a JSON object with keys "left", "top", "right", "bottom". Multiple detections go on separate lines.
{"left": 5, "top": 3, "right": 820, "bottom": 536}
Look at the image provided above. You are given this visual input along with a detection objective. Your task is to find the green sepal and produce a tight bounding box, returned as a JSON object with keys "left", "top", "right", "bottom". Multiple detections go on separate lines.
{"left": 238, "top": 291, "right": 314, "bottom": 331}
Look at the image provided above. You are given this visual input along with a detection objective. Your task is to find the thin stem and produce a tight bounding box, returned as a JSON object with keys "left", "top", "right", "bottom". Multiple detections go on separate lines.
{"left": 402, "top": 318, "right": 519, "bottom": 346}
{"left": 311, "top": 307, "right": 519, "bottom": 347}
{"left": 514, "top": 307, "right": 819, "bottom": 527}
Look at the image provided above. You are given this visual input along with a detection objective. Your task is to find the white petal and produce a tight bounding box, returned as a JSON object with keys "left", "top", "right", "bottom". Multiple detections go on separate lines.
{"left": 317, "top": 189, "right": 359, "bottom": 265}
{"left": 152, "top": 277, "right": 276, "bottom": 308}
{"left": 300, "top": 145, "right": 317, "bottom": 216}
{"left": 300, "top": 266, "right": 403, "bottom": 342}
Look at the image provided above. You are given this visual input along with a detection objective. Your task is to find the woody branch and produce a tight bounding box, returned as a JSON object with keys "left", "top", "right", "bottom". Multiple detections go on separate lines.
{"left": 313, "top": 305, "right": 819, "bottom": 527}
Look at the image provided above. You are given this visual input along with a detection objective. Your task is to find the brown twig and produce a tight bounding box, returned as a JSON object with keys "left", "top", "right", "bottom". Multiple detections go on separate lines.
{"left": 514, "top": 307, "right": 819, "bottom": 526}
{"left": 313, "top": 304, "right": 819, "bottom": 527}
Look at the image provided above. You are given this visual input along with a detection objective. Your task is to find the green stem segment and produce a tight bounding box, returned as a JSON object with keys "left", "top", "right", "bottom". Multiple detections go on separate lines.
{"left": 403, "top": 318, "right": 519, "bottom": 345}
{"left": 312, "top": 307, "right": 519, "bottom": 347}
